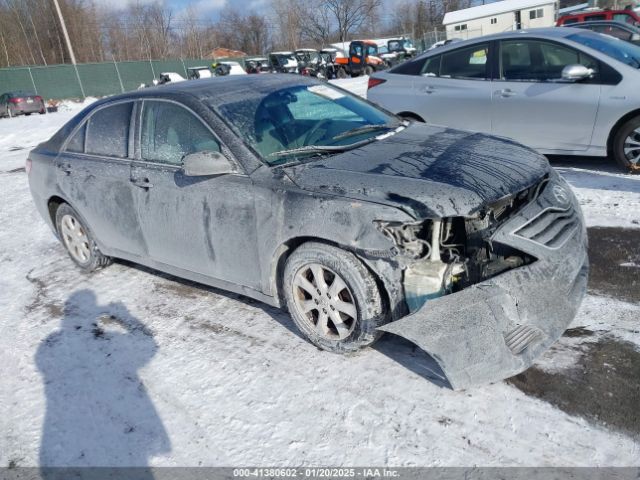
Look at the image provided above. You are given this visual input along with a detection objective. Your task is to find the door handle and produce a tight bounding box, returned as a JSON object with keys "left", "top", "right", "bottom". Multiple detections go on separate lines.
{"left": 498, "top": 88, "right": 516, "bottom": 98}
{"left": 423, "top": 85, "right": 436, "bottom": 94}
{"left": 131, "top": 177, "right": 153, "bottom": 190}
{"left": 57, "top": 162, "right": 72, "bottom": 175}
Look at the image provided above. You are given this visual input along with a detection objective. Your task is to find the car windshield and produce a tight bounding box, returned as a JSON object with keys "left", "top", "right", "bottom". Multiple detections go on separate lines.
{"left": 568, "top": 31, "right": 640, "bottom": 68}
{"left": 215, "top": 84, "right": 400, "bottom": 166}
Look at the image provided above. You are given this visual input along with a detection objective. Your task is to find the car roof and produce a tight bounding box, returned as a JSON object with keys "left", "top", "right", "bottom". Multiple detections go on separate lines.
{"left": 415, "top": 27, "right": 585, "bottom": 58}
{"left": 88, "top": 74, "right": 318, "bottom": 110}
{"left": 569, "top": 20, "right": 640, "bottom": 30}
{"left": 4, "top": 91, "right": 35, "bottom": 96}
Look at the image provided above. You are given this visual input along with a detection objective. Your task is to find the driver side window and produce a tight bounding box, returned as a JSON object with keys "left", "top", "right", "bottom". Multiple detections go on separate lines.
{"left": 500, "top": 40, "right": 598, "bottom": 81}
{"left": 140, "top": 101, "right": 220, "bottom": 165}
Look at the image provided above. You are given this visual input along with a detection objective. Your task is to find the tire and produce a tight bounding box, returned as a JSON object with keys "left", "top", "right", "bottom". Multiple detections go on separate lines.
{"left": 612, "top": 115, "right": 640, "bottom": 173}
{"left": 364, "top": 65, "right": 374, "bottom": 76}
{"left": 55, "top": 203, "right": 111, "bottom": 272}
{"left": 283, "top": 242, "right": 388, "bottom": 353}
{"left": 336, "top": 68, "right": 347, "bottom": 79}
{"left": 399, "top": 113, "right": 425, "bottom": 123}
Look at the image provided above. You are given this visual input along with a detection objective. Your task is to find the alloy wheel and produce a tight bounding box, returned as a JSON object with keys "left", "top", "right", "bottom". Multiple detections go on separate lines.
{"left": 623, "top": 127, "right": 640, "bottom": 167}
{"left": 292, "top": 263, "right": 357, "bottom": 340}
{"left": 60, "top": 214, "right": 91, "bottom": 263}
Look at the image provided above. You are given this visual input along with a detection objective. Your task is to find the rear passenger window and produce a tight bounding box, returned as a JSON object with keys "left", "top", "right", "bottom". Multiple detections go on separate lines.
{"left": 141, "top": 101, "right": 220, "bottom": 165}
{"left": 86, "top": 103, "right": 132, "bottom": 158}
{"left": 66, "top": 124, "right": 86, "bottom": 153}
{"left": 440, "top": 44, "right": 489, "bottom": 79}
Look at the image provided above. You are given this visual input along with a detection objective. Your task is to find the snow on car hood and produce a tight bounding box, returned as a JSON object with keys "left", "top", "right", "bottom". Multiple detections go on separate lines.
{"left": 283, "top": 124, "right": 551, "bottom": 218}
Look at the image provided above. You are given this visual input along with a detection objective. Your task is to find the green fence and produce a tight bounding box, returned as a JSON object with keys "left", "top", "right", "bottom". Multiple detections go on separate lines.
{"left": 0, "top": 58, "right": 247, "bottom": 100}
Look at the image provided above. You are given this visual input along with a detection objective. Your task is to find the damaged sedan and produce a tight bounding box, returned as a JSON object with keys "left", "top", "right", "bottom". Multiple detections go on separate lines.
{"left": 27, "top": 75, "right": 588, "bottom": 389}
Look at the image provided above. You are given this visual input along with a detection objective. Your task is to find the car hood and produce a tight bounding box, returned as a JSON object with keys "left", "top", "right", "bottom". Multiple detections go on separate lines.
{"left": 283, "top": 124, "right": 551, "bottom": 218}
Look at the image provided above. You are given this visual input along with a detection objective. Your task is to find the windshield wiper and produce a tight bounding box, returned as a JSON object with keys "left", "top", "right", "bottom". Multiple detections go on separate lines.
{"left": 268, "top": 145, "right": 349, "bottom": 159}
{"left": 332, "top": 123, "right": 397, "bottom": 141}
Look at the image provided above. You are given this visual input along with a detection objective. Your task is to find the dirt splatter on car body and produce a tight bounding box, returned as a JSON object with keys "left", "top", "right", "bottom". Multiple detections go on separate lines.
{"left": 27, "top": 75, "right": 588, "bottom": 389}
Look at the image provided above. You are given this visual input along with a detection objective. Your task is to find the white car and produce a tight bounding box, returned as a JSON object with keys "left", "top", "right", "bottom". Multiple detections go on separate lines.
{"left": 368, "top": 28, "right": 640, "bottom": 172}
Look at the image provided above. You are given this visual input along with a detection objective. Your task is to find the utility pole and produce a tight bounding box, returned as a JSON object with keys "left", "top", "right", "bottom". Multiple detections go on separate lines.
{"left": 52, "top": 0, "right": 85, "bottom": 98}
{"left": 52, "top": 0, "right": 77, "bottom": 65}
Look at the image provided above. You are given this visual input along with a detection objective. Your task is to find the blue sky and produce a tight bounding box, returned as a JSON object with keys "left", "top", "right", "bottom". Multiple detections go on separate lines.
{"left": 104, "top": 0, "right": 266, "bottom": 19}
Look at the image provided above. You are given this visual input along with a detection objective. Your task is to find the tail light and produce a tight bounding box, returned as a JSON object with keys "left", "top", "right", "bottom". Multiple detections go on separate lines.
{"left": 367, "top": 77, "right": 387, "bottom": 90}
{"left": 26, "top": 158, "right": 32, "bottom": 176}
{"left": 9, "top": 98, "right": 22, "bottom": 103}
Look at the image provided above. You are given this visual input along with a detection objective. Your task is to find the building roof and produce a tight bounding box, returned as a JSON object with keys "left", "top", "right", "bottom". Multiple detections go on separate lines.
{"left": 443, "top": 0, "right": 556, "bottom": 25}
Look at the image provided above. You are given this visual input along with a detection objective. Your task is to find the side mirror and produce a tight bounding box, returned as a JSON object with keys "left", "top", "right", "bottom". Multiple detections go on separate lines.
{"left": 561, "top": 64, "right": 594, "bottom": 82}
{"left": 182, "top": 151, "right": 234, "bottom": 177}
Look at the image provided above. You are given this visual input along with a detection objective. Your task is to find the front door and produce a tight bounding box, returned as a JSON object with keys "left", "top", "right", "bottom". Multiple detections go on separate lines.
{"left": 56, "top": 101, "right": 146, "bottom": 257}
{"left": 131, "top": 100, "right": 261, "bottom": 289}
{"left": 491, "top": 39, "right": 601, "bottom": 152}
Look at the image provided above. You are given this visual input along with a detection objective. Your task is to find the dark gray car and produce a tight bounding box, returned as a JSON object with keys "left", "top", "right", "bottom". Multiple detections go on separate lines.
{"left": 27, "top": 75, "right": 588, "bottom": 389}
{"left": 1, "top": 91, "right": 46, "bottom": 117}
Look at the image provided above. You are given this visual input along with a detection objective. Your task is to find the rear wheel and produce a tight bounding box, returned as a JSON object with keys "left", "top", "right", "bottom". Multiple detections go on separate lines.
{"left": 283, "top": 242, "right": 388, "bottom": 353}
{"left": 55, "top": 203, "right": 111, "bottom": 271}
{"left": 612, "top": 115, "right": 640, "bottom": 173}
{"left": 336, "top": 68, "right": 347, "bottom": 79}
{"left": 364, "top": 65, "right": 374, "bottom": 76}
{"left": 399, "top": 112, "right": 425, "bottom": 123}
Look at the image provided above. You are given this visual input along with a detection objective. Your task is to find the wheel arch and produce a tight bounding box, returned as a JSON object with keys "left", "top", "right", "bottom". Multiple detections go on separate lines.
{"left": 397, "top": 111, "right": 425, "bottom": 122}
{"left": 47, "top": 195, "right": 68, "bottom": 227}
{"left": 607, "top": 108, "right": 640, "bottom": 155}
{"left": 270, "top": 236, "right": 392, "bottom": 316}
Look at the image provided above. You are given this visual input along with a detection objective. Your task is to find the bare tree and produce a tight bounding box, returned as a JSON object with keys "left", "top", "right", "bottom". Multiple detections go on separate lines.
{"left": 300, "top": 0, "right": 333, "bottom": 47}
{"left": 323, "top": 0, "right": 382, "bottom": 42}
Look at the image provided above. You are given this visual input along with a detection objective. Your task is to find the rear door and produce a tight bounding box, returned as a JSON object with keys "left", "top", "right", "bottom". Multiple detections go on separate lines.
{"left": 55, "top": 101, "right": 146, "bottom": 257}
{"left": 411, "top": 42, "right": 493, "bottom": 132}
{"left": 130, "top": 99, "right": 261, "bottom": 288}
{"left": 490, "top": 39, "right": 601, "bottom": 151}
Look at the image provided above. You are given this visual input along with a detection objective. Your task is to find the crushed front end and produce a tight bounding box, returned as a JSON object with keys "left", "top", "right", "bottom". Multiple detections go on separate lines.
{"left": 376, "top": 173, "right": 589, "bottom": 389}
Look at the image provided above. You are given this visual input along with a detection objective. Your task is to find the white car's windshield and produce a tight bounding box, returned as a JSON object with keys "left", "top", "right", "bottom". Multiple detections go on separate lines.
{"left": 215, "top": 84, "right": 399, "bottom": 166}
{"left": 568, "top": 31, "right": 640, "bottom": 68}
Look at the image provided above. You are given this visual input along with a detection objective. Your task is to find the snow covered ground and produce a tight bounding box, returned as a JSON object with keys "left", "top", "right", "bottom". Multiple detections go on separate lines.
{"left": 1, "top": 83, "right": 639, "bottom": 468}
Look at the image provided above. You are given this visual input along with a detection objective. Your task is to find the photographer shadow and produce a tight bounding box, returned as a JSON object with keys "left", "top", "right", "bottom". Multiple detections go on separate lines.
{"left": 36, "top": 289, "right": 170, "bottom": 479}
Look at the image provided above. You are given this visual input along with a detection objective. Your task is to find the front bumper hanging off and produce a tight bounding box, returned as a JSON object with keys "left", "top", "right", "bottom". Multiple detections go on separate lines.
{"left": 378, "top": 178, "right": 589, "bottom": 390}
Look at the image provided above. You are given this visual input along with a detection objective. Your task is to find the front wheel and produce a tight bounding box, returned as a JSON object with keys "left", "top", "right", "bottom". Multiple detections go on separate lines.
{"left": 336, "top": 68, "right": 347, "bottom": 79}
{"left": 283, "top": 242, "right": 388, "bottom": 353}
{"left": 364, "top": 65, "right": 374, "bottom": 76}
{"left": 612, "top": 115, "right": 640, "bottom": 173}
{"left": 55, "top": 203, "right": 111, "bottom": 271}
